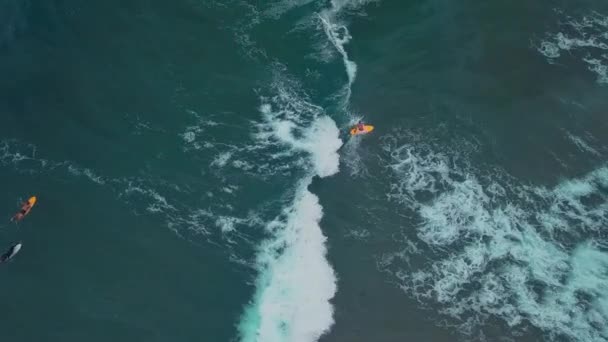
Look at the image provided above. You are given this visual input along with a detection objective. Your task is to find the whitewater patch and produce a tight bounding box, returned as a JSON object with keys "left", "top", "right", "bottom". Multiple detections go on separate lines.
{"left": 238, "top": 74, "right": 342, "bottom": 342}
{"left": 380, "top": 134, "right": 608, "bottom": 341}
{"left": 537, "top": 11, "right": 608, "bottom": 84}
{"left": 239, "top": 182, "right": 337, "bottom": 342}
{"left": 261, "top": 110, "right": 341, "bottom": 178}
{"left": 254, "top": 76, "right": 342, "bottom": 177}
{"left": 211, "top": 151, "right": 233, "bottom": 168}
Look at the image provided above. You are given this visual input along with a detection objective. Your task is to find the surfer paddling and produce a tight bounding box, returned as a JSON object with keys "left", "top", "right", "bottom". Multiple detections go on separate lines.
{"left": 11, "top": 196, "right": 36, "bottom": 222}
{"left": 0, "top": 242, "right": 22, "bottom": 263}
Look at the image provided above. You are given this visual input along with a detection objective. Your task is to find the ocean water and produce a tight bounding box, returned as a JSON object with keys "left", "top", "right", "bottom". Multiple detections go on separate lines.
{"left": 0, "top": 1, "right": 607, "bottom": 341}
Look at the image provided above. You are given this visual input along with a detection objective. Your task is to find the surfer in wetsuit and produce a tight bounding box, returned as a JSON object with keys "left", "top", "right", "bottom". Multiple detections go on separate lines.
{"left": 357, "top": 120, "right": 365, "bottom": 131}
{"left": 11, "top": 197, "right": 36, "bottom": 222}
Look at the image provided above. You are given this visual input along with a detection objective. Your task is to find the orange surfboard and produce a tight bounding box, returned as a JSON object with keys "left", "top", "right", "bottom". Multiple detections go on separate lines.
{"left": 350, "top": 125, "right": 374, "bottom": 136}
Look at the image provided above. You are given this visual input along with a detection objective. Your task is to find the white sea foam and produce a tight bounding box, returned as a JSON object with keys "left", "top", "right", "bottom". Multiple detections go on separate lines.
{"left": 318, "top": 8, "right": 356, "bottom": 105}
{"left": 180, "top": 111, "right": 222, "bottom": 151}
{"left": 567, "top": 132, "right": 601, "bottom": 156}
{"left": 0, "top": 139, "right": 50, "bottom": 171}
{"left": 255, "top": 77, "right": 343, "bottom": 178}
{"left": 299, "top": 116, "right": 342, "bottom": 177}
{"left": 211, "top": 152, "right": 233, "bottom": 168}
{"left": 344, "top": 228, "right": 370, "bottom": 240}
{"left": 317, "top": 1, "right": 378, "bottom": 106}
{"left": 319, "top": 14, "right": 356, "bottom": 86}
{"left": 67, "top": 165, "right": 106, "bottom": 185}
{"left": 342, "top": 131, "right": 369, "bottom": 177}
{"left": 121, "top": 182, "right": 177, "bottom": 214}
{"left": 0, "top": 139, "right": 110, "bottom": 185}
{"left": 239, "top": 182, "right": 337, "bottom": 342}
{"left": 320, "top": 2, "right": 378, "bottom": 52}
{"left": 222, "top": 185, "right": 239, "bottom": 194}
{"left": 239, "top": 73, "right": 342, "bottom": 342}
{"left": 216, "top": 216, "right": 243, "bottom": 234}
{"left": 538, "top": 11, "right": 608, "bottom": 84}
{"left": 182, "top": 131, "right": 196, "bottom": 143}
{"left": 584, "top": 56, "right": 608, "bottom": 84}
{"left": 232, "top": 159, "right": 255, "bottom": 171}
{"left": 0, "top": 140, "right": 232, "bottom": 246}
{"left": 382, "top": 135, "right": 608, "bottom": 341}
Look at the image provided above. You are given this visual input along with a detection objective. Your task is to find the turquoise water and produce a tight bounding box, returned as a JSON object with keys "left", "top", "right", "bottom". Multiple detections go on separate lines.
{"left": 1, "top": 1, "right": 608, "bottom": 341}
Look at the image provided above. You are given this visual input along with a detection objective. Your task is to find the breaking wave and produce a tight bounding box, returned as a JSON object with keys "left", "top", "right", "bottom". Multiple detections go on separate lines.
{"left": 238, "top": 71, "right": 342, "bottom": 342}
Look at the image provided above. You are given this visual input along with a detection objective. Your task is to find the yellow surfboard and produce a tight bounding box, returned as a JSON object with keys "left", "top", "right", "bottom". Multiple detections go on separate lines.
{"left": 350, "top": 125, "right": 374, "bottom": 136}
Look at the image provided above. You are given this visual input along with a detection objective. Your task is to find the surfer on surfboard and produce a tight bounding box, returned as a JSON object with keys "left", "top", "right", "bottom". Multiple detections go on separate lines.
{"left": 11, "top": 196, "right": 36, "bottom": 223}
{"left": 350, "top": 121, "right": 374, "bottom": 136}
{"left": 357, "top": 120, "right": 365, "bottom": 131}
{"left": 0, "top": 242, "right": 22, "bottom": 263}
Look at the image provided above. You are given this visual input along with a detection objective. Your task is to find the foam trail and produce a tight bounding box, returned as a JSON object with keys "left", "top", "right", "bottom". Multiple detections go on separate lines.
{"left": 318, "top": 0, "right": 375, "bottom": 105}
{"left": 342, "top": 137, "right": 366, "bottom": 177}
{"left": 319, "top": 14, "right": 356, "bottom": 88}
{"left": 239, "top": 84, "right": 343, "bottom": 342}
